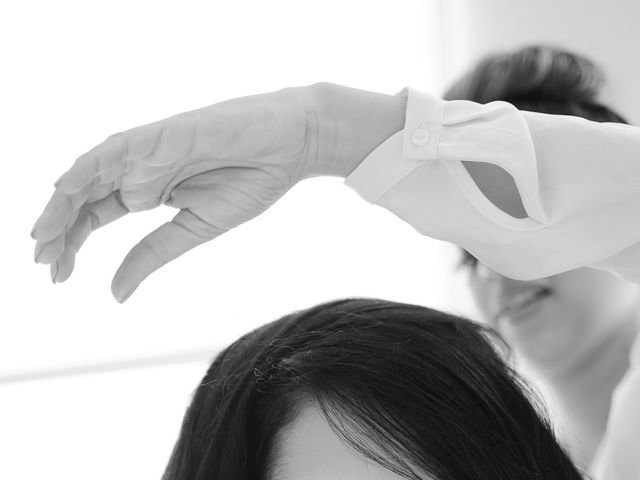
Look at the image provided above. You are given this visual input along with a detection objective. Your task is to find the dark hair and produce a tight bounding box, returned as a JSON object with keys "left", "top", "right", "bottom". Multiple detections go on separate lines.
{"left": 162, "top": 298, "right": 586, "bottom": 480}
{"left": 444, "top": 44, "right": 627, "bottom": 122}
{"left": 446, "top": 45, "right": 629, "bottom": 269}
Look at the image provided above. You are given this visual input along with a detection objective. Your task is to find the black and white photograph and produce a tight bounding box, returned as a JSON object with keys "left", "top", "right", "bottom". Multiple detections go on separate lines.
{"left": 4, "top": 1, "right": 640, "bottom": 478}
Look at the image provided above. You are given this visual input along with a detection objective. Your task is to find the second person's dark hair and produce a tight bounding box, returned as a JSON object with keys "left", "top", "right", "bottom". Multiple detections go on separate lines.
{"left": 444, "top": 44, "right": 628, "bottom": 123}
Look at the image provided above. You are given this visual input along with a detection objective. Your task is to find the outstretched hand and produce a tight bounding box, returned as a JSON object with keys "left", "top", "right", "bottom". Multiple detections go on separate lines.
{"left": 31, "top": 85, "right": 327, "bottom": 302}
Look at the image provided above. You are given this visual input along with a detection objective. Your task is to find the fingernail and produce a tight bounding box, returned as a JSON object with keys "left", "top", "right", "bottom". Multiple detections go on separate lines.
{"left": 117, "top": 287, "right": 135, "bottom": 304}
{"left": 51, "top": 262, "right": 58, "bottom": 283}
{"left": 117, "top": 292, "right": 130, "bottom": 303}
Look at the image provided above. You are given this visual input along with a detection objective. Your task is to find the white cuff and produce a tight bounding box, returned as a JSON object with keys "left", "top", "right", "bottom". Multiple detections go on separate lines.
{"left": 344, "top": 87, "right": 443, "bottom": 203}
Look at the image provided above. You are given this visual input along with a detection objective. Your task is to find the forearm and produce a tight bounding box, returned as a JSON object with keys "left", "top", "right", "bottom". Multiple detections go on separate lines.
{"left": 306, "top": 82, "right": 407, "bottom": 178}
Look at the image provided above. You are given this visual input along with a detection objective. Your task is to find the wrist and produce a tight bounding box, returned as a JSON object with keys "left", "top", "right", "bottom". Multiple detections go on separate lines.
{"left": 304, "top": 82, "right": 407, "bottom": 178}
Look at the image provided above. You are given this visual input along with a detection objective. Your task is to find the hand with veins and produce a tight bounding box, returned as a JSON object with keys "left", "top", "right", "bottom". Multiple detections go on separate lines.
{"left": 31, "top": 86, "right": 324, "bottom": 302}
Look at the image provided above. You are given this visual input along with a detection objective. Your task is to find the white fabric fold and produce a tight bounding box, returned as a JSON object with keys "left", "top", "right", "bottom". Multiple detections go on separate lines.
{"left": 346, "top": 86, "right": 640, "bottom": 282}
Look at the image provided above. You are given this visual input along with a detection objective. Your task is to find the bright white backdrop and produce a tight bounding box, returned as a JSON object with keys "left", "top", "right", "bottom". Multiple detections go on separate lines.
{"left": 1, "top": 1, "right": 467, "bottom": 479}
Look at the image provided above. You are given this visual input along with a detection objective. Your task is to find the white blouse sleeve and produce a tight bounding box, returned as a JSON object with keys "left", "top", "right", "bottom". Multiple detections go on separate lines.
{"left": 346, "top": 87, "right": 640, "bottom": 282}
{"left": 344, "top": 86, "right": 640, "bottom": 480}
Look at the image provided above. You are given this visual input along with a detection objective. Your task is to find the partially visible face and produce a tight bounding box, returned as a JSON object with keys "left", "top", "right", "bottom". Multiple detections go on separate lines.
{"left": 460, "top": 251, "right": 640, "bottom": 371}
{"left": 270, "top": 403, "right": 431, "bottom": 480}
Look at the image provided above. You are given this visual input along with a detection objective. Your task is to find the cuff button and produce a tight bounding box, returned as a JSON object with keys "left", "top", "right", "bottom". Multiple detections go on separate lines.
{"left": 410, "top": 128, "right": 430, "bottom": 146}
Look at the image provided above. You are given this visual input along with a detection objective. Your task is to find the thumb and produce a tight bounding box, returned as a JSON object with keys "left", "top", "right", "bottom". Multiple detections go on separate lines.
{"left": 111, "top": 209, "right": 221, "bottom": 303}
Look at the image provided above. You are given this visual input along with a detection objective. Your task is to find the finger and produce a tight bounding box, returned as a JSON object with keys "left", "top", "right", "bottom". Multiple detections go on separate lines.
{"left": 52, "top": 191, "right": 130, "bottom": 281}
{"left": 34, "top": 230, "right": 65, "bottom": 264}
{"left": 31, "top": 190, "right": 76, "bottom": 243}
{"left": 33, "top": 180, "right": 104, "bottom": 241}
{"left": 87, "top": 179, "right": 118, "bottom": 203}
{"left": 31, "top": 178, "right": 113, "bottom": 243}
{"left": 51, "top": 244, "right": 75, "bottom": 284}
{"left": 54, "top": 135, "right": 127, "bottom": 195}
{"left": 49, "top": 212, "right": 87, "bottom": 283}
{"left": 31, "top": 135, "right": 128, "bottom": 242}
{"left": 34, "top": 208, "right": 81, "bottom": 264}
{"left": 34, "top": 189, "right": 127, "bottom": 265}
{"left": 111, "top": 209, "right": 220, "bottom": 303}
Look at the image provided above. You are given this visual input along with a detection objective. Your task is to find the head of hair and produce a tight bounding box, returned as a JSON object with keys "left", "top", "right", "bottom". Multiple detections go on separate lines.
{"left": 444, "top": 44, "right": 628, "bottom": 124}
{"left": 447, "top": 45, "right": 628, "bottom": 269}
{"left": 162, "top": 298, "right": 585, "bottom": 480}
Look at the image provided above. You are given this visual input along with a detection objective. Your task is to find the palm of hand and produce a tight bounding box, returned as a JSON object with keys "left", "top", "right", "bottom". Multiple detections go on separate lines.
{"left": 31, "top": 88, "right": 314, "bottom": 302}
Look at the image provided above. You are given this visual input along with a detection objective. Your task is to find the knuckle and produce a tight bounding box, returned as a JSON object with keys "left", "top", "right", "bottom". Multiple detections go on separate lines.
{"left": 139, "top": 237, "right": 168, "bottom": 262}
{"left": 175, "top": 211, "right": 222, "bottom": 239}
